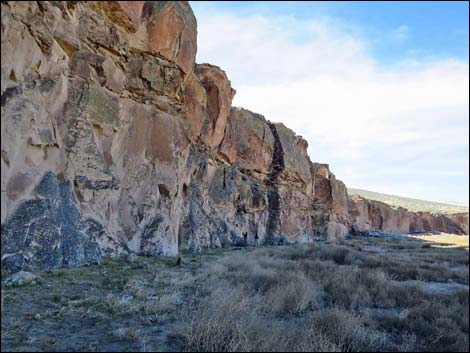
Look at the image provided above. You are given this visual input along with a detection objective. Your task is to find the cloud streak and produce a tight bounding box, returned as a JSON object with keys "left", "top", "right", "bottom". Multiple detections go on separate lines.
{"left": 389, "top": 25, "right": 410, "bottom": 44}
{"left": 192, "top": 4, "right": 469, "bottom": 203}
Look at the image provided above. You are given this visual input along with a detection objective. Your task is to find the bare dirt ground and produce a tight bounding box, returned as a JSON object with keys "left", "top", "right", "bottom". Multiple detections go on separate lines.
{"left": 2, "top": 234, "right": 469, "bottom": 352}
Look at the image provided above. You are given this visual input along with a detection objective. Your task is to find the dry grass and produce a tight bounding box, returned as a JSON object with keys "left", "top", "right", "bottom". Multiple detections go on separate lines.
{"left": 412, "top": 233, "right": 469, "bottom": 249}
{"left": 2, "top": 235, "right": 469, "bottom": 352}
{"left": 180, "top": 236, "right": 469, "bottom": 352}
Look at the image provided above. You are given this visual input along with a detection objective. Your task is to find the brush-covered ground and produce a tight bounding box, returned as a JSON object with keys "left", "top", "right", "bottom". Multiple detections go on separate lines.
{"left": 2, "top": 234, "right": 469, "bottom": 352}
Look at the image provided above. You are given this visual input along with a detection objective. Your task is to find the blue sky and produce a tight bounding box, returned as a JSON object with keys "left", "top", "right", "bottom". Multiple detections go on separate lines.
{"left": 192, "top": 1, "right": 469, "bottom": 61}
{"left": 190, "top": 1, "right": 469, "bottom": 204}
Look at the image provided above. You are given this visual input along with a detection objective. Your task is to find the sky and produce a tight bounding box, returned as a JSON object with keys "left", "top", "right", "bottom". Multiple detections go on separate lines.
{"left": 189, "top": 1, "right": 470, "bottom": 204}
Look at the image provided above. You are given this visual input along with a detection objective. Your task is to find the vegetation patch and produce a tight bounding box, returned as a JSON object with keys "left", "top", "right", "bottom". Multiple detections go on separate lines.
{"left": 2, "top": 236, "right": 468, "bottom": 352}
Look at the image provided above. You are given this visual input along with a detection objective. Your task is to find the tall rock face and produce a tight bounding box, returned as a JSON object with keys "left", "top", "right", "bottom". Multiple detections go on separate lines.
{"left": 179, "top": 108, "right": 320, "bottom": 251}
{"left": 348, "top": 196, "right": 468, "bottom": 235}
{"left": 0, "top": 0, "right": 329, "bottom": 271}
{"left": 1, "top": 1, "right": 468, "bottom": 271}
{"left": 446, "top": 213, "right": 469, "bottom": 235}
{"left": 311, "top": 163, "right": 350, "bottom": 240}
{"left": 1, "top": 1, "right": 198, "bottom": 271}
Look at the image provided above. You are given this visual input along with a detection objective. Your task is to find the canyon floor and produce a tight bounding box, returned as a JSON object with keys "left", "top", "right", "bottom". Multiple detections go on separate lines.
{"left": 1, "top": 234, "right": 469, "bottom": 352}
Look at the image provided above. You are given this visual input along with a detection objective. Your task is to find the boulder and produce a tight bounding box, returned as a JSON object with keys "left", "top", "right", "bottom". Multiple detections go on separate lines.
{"left": 2, "top": 271, "right": 40, "bottom": 286}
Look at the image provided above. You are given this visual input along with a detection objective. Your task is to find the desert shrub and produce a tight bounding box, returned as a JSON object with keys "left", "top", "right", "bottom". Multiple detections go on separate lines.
{"left": 3, "top": 235, "right": 468, "bottom": 352}
{"left": 319, "top": 246, "right": 351, "bottom": 265}
{"left": 303, "top": 308, "right": 388, "bottom": 352}
{"left": 183, "top": 237, "right": 469, "bottom": 351}
{"left": 236, "top": 264, "right": 281, "bottom": 294}
{"left": 181, "top": 287, "right": 292, "bottom": 352}
{"left": 181, "top": 287, "right": 388, "bottom": 352}
{"left": 403, "top": 299, "right": 468, "bottom": 351}
{"left": 375, "top": 292, "right": 469, "bottom": 352}
{"left": 263, "top": 271, "right": 324, "bottom": 316}
{"left": 319, "top": 268, "right": 397, "bottom": 310}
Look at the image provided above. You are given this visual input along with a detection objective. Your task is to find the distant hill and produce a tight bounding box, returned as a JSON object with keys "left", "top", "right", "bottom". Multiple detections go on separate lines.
{"left": 348, "top": 188, "right": 469, "bottom": 215}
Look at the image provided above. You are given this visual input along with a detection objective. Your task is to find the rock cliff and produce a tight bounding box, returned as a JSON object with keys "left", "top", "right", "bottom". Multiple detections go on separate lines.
{"left": 348, "top": 196, "right": 468, "bottom": 235}
{"left": 1, "top": 1, "right": 468, "bottom": 271}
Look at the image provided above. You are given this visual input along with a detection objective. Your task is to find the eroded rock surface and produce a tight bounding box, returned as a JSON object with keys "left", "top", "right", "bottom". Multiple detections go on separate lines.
{"left": 1, "top": 1, "right": 468, "bottom": 271}
{"left": 348, "top": 196, "right": 468, "bottom": 235}
{"left": 311, "top": 163, "right": 350, "bottom": 239}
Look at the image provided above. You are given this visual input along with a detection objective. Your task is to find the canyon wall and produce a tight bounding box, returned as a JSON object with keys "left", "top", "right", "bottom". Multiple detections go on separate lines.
{"left": 1, "top": 1, "right": 468, "bottom": 271}
{"left": 348, "top": 196, "right": 468, "bottom": 235}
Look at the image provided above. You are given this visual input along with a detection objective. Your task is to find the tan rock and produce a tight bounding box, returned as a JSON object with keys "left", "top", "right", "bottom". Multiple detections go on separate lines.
{"left": 327, "top": 221, "right": 349, "bottom": 241}
{"left": 274, "top": 123, "right": 312, "bottom": 187}
{"left": 3, "top": 0, "right": 466, "bottom": 272}
{"left": 229, "top": 107, "right": 274, "bottom": 174}
{"left": 447, "top": 213, "right": 469, "bottom": 234}
{"left": 118, "top": 1, "right": 145, "bottom": 32}
{"left": 143, "top": 1, "right": 197, "bottom": 74}
{"left": 183, "top": 72, "right": 208, "bottom": 139}
{"left": 311, "top": 163, "right": 350, "bottom": 235}
{"left": 348, "top": 196, "right": 467, "bottom": 235}
{"left": 195, "top": 64, "right": 236, "bottom": 148}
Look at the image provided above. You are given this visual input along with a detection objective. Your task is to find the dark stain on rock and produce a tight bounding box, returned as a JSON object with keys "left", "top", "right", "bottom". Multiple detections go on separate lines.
{"left": 1, "top": 85, "right": 23, "bottom": 107}
{"left": 158, "top": 184, "right": 170, "bottom": 199}
{"left": 139, "top": 214, "right": 174, "bottom": 256}
{"left": 74, "top": 174, "right": 120, "bottom": 190}
{"left": 1, "top": 172, "right": 102, "bottom": 272}
{"left": 265, "top": 122, "right": 285, "bottom": 244}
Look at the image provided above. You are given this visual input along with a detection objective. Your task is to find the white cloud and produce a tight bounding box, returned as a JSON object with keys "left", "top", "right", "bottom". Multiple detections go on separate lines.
{"left": 389, "top": 25, "right": 410, "bottom": 43}
{"left": 192, "top": 6, "right": 470, "bottom": 203}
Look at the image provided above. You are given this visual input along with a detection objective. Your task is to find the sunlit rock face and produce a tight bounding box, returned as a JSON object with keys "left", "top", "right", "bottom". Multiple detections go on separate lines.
{"left": 311, "top": 163, "right": 350, "bottom": 240}
{"left": 446, "top": 213, "right": 469, "bottom": 235}
{"left": 1, "top": 1, "right": 467, "bottom": 271}
{"left": 348, "top": 196, "right": 468, "bottom": 235}
{"left": 1, "top": 1, "right": 197, "bottom": 270}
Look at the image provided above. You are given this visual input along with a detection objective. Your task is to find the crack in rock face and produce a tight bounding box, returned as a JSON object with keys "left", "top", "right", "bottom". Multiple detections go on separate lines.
{"left": 1, "top": 1, "right": 468, "bottom": 271}
{"left": 265, "top": 122, "right": 285, "bottom": 245}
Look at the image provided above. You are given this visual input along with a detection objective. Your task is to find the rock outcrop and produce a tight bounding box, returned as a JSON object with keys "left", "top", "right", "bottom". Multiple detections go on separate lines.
{"left": 311, "top": 163, "right": 350, "bottom": 239}
{"left": 1, "top": 1, "right": 468, "bottom": 271}
{"left": 446, "top": 213, "right": 469, "bottom": 235}
{"left": 348, "top": 196, "right": 468, "bottom": 235}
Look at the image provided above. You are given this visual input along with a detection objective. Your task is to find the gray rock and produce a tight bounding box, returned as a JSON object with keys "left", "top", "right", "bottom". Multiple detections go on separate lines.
{"left": 118, "top": 293, "right": 134, "bottom": 303}
{"left": 172, "top": 298, "right": 186, "bottom": 306}
{"left": 1, "top": 173, "right": 102, "bottom": 272}
{"left": 3, "top": 271, "right": 40, "bottom": 287}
